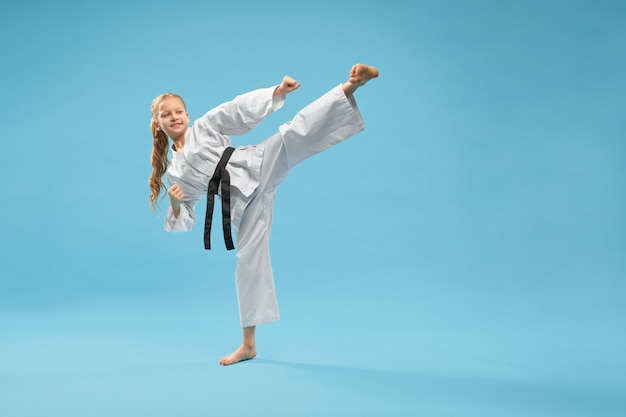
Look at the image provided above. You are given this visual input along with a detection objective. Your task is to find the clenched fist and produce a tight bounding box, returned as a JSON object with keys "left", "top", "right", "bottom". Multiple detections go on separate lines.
{"left": 168, "top": 184, "right": 184, "bottom": 216}
{"left": 168, "top": 184, "right": 184, "bottom": 203}
{"left": 274, "top": 75, "right": 301, "bottom": 96}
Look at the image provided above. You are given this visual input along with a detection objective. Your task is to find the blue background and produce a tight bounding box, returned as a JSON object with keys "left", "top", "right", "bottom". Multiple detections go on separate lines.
{"left": 1, "top": 0, "right": 625, "bottom": 415}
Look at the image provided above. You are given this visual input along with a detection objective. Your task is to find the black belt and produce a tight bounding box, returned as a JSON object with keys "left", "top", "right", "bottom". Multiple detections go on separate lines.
{"left": 204, "top": 147, "right": 236, "bottom": 250}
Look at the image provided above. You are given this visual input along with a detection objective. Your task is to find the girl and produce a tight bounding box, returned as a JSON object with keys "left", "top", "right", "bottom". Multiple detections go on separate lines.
{"left": 149, "top": 64, "right": 378, "bottom": 365}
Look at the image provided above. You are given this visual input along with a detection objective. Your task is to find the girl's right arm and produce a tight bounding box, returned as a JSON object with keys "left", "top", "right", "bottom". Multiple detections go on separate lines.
{"left": 168, "top": 184, "right": 185, "bottom": 218}
{"left": 165, "top": 184, "right": 198, "bottom": 232}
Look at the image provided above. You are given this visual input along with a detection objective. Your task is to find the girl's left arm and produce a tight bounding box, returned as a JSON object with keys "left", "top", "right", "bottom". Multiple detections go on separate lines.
{"left": 200, "top": 76, "right": 301, "bottom": 136}
{"left": 273, "top": 75, "right": 301, "bottom": 96}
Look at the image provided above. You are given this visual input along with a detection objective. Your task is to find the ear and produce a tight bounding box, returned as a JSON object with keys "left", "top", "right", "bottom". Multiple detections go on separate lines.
{"left": 152, "top": 120, "right": 161, "bottom": 131}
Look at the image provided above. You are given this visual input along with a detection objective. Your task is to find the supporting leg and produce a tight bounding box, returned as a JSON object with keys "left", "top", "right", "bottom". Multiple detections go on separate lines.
{"left": 219, "top": 63, "right": 379, "bottom": 367}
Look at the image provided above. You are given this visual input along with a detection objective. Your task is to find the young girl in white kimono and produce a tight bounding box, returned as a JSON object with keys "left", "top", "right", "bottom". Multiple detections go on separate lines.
{"left": 149, "top": 64, "right": 378, "bottom": 365}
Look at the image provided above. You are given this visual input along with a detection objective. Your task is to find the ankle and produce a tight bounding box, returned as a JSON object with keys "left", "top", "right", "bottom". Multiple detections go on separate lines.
{"left": 342, "top": 82, "right": 357, "bottom": 97}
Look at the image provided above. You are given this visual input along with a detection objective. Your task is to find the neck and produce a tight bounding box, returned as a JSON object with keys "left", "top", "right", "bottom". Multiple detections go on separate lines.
{"left": 172, "top": 135, "right": 185, "bottom": 152}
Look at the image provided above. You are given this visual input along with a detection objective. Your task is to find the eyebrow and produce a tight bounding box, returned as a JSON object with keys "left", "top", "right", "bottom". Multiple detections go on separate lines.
{"left": 160, "top": 106, "right": 185, "bottom": 113}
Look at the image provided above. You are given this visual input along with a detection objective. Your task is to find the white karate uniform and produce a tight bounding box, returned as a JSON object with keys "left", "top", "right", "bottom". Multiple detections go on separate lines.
{"left": 165, "top": 84, "right": 365, "bottom": 327}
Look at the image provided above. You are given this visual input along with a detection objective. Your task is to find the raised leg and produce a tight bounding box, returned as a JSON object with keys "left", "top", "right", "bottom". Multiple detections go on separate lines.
{"left": 342, "top": 64, "right": 379, "bottom": 97}
{"left": 219, "top": 64, "right": 378, "bottom": 367}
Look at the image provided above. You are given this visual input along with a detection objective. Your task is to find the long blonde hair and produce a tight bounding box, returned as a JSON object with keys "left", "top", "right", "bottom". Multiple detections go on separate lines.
{"left": 148, "top": 93, "right": 186, "bottom": 211}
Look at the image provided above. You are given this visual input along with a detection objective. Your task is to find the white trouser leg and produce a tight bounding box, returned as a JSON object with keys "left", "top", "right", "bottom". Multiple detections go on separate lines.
{"left": 234, "top": 189, "right": 279, "bottom": 328}
{"left": 233, "top": 84, "right": 365, "bottom": 327}
{"left": 262, "top": 84, "right": 366, "bottom": 190}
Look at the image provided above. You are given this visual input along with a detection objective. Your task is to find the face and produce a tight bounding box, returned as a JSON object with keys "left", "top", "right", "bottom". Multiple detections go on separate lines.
{"left": 153, "top": 96, "right": 189, "bottom": 140}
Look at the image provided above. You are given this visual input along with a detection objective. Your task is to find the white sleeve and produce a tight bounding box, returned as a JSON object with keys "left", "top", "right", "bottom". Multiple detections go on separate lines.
{"left": 199, "top": 86, "right": 285, "bottom": 136}
{"left": 165, "top": 199, "right": 197, "bottom": 232}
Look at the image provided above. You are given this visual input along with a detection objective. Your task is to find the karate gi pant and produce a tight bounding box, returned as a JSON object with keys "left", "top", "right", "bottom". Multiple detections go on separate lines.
{"left": 231, "top": 84, "right": 365, "bottom": 328}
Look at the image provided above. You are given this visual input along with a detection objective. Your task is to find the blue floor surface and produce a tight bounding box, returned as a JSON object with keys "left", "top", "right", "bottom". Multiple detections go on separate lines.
{"left": 2, "top": 285, "right": 625, "bottom": 417}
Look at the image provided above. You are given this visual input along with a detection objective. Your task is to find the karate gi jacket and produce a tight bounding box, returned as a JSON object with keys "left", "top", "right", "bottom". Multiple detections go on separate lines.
{"left": 164, "top": 87, "right": 284, "bottom": 232}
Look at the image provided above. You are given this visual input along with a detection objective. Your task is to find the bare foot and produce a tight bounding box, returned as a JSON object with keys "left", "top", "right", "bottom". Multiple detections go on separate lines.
{"left": 219, "top": 344, "right": 257, "bottom": 366}
{"left": 343, "top": 64, "right": 379, "bottom": 96}
{"left": 349, "top": 64, "right": 379, "bottom": 85}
